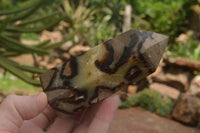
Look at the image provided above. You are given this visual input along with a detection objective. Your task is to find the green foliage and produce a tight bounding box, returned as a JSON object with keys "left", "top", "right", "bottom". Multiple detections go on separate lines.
{"left": 131, "top": 0, "right": 193, "bottom": 37}
{"left": 63, "top": 0, "right": 96, "bottom": 28}
{"left": 21, "top": 33, "right": 39, "bottom": 41}
{"left": 120, "top": 89, "right": 174, "bottom": 117}
{"left": 61, "top": 0, "right": 96, "bottom": 45}
{"left": 89, "top": 0, "right": 124, "bottom": 31}
{"left": 132, "top": 14, "right": 151, "bottom": 31}
{"left": 0, "top": 0, "right": 12, "bottom": 10}
{"left": 97, "top": 0, "right": 124, "bottom": 30}
{"left": 86, "top": 16, "right": 119, "bottom": 46}
{"left": 0, "top": 0, "right": 77, "bottom": 86}
{"left": 62, "top": 0, "right": 125, "bottom": 46}
{"left": 0, "top": 0, "right": 199, "bottom": 86}
{"left": 0, "top": 72, "right": 39, "bottom": 95}
{"left": 170, "top": 38, "right": 200, "bottom": 61}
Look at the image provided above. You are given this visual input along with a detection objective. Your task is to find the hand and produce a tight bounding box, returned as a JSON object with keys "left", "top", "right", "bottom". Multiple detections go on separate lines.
{"left": 0, "top": 92, "right": 119, "bottom": 133}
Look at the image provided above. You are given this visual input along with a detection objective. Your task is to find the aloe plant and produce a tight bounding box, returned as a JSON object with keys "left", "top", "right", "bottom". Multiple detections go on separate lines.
{"left": 62, "top": 0, "right": 96, "bottom": 29}
{"left": 0, "top": 0, "right": 77, "bottom": 86}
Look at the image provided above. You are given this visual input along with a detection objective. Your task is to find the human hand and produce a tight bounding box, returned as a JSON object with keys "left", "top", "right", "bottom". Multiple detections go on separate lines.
{"left": 0, "top": 92, "right": 119, "bottom": 133}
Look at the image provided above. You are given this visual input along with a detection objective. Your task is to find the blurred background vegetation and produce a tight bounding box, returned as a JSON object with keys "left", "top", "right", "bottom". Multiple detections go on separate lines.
{"left": 0, "top": 0, "right": 200, "bottom": 120}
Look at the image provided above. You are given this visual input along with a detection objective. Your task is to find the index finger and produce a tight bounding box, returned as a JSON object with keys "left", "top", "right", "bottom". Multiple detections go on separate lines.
{"left": 28, "top": 105, "right": 56, "bottom": 130}
{"left": 88, "top": 94, "right": 119, "bottom": 133}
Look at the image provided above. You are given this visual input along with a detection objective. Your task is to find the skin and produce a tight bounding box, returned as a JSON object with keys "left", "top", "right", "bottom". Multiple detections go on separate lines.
{"left": 0, "top": 92, "right": 119, "bottom": 133}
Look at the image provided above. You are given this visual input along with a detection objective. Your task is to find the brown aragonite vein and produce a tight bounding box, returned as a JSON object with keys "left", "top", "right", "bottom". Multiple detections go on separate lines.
{"left": 40, "top": 29, "right": 168, "bottom": 115}
{"left": 60, "top": 57, "right": 78, "bottom": 79}
{"left": 125, "top": 66, "right": 142, "bottom": 81}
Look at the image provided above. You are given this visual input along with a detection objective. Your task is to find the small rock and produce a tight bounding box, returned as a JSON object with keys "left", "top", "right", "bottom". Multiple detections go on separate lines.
{"left": 60, "top": 53, "right": 71, "bottom": 61}
{"left": 20, "top": 39, "right": 39, "bottom": 46}
{"left": 53, "top": 58, "right": 62, "bottom": 66}
{"left": 172, "top": 94, "right": 200, "bottom": 126}
{"left": 188, "top": 75, "right": 200, "bottom": 97}
{"left": 175, "top": 34, "right": 189, "bottom": 43}
{"left": 40, "top": 30, "right": 63, "bottom": 43}
{"left": 11, "top": 54, "right": 34, "bottom": 66}
{"left": 150, "top": 83, "right": 180, "bottom": 100}
{"left": 59, "top": 41, "right": 73, "bottom": 51}
{"left": 38, "top": 61, "right": 48, "bottom": 68}
{"left": 53, "top": 51, "right": 60, "bottom": 58}
{"left": 46, "top": 64, "right": 55, "bottom": 69}
{"left": 152, "top": 72, "right": 190, "bottom": 92}
{"left": 69, "top": 45, "right": 90, "bottom": 56}
{"left": 127, "top": 85, "right": 137, "bottom": 97}
{"left": 43, "top": 56, "right": 50, "bottom": 63}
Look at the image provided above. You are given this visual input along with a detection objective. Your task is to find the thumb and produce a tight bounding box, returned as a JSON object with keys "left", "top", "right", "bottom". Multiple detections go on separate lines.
{"left": 0, "top": 92, "right": 47, "bottom": 128}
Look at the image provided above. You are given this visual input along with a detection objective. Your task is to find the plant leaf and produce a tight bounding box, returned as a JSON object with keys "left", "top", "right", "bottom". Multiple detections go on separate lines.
{"left": 6, "top": 17, "right": 63, "bottom": 33}
{"left": 0, "top": 57, "right": 41, "bottom": 86}
{"left": 0, "top": 17, "right": 11, "bottom": 33}
{"left": 44, "top": 28, "right": 80, "bottom": 49}
{"left": 34, "top": 40, "right": 51, "bottom": 48}
{"left": 10, "top": 0, "right": 45, "bottom": 22}
{"left": 0, "top": 1, "right": 39, "bottom": 15}
{"left": 0, "top": 34, "right": 49, "bottom": 55}
{"left": 18, "top": 12, "right": 60, "bottom": 26}
{"left": 1, "top": 58, "right": 47, "bottom": 73}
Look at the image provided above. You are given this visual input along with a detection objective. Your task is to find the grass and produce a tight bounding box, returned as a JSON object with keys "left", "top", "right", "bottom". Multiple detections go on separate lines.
{"left": 119, "top": 89, "right": 174, "bottom": 117}
{"left": 0, "top": 72, "right": 40, "bottom": 96}
{"left": 169, "top": 38, "right": 200, "bottom": 61}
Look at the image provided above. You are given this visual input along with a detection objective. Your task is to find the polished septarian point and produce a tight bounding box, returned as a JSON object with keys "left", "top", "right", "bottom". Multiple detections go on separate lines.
{"left": 40, "top": 29, "right": 169, "bottom": 115}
